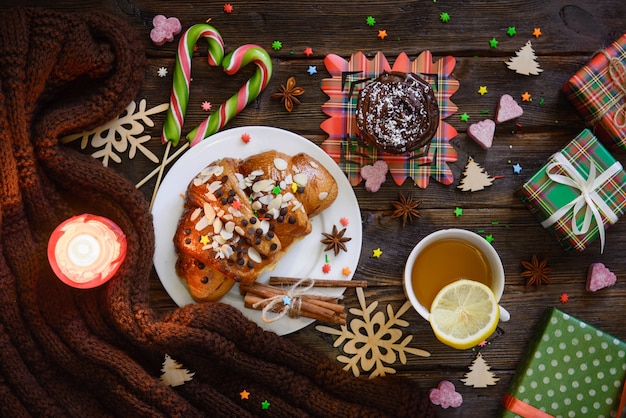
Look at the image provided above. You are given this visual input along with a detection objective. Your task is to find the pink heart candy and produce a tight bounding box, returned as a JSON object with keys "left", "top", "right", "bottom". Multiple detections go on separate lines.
{"left": 496, "top": 94, "right": 524, "bottom": 124}
{"left": 360, "top": 160, "right": 388, "bottom": 193}
{"left": 586, "top": 263, "right": 617, "bottom": 292}
{"left": 467, "top": 119, "right": 496, "bottom": 149}
{"left": 429, "top": 380, "right": 463, "bottom": 409}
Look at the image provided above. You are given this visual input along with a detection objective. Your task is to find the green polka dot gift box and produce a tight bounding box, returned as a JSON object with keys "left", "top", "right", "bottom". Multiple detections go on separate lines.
{"left": 499, "top": 307, "right": 626, "bottom": 418}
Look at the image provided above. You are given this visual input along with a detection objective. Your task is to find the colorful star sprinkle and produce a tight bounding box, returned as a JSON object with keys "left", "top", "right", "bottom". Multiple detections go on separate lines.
{"left": 489, "top": 37, "right": 499, "bottom": 48}
{"left": 460, "top": 112, "right": 470, "bottom": 122}
{"left": 485, "top": 234, "right": 494, "bottom": 244}
{"left": 478, "top": 86, "right": 488, "bottom": 95}
{"left": 366, "top": 15, "right": 376, "bottom": 26}
{"left": 342, "top": 266, "right": 351, "bottom": 276}
{"left": 507, "top": 27, "right": 516, "bottom": 37}
{"left": 377, "top": 29, "right": 388, "bottom": 39}
{"left": 532, "top": 27, "right": 542, "bottom": 38}
{"left": 241, "top": 133, "right": 251, "bottom": 143}
{"left": 271, "top": 40, "right": 282, "bottom": 50}
{"left": 372, "top": 248, "right": 382, "bottom": 258}
{"left": 240, "top": 390, "right": 250, "bottom": 400}
{"left": 157, "top": 67, "right": 168, "bottom": 77}
{"left": 340, "top": 217, "right": 349, "bottom": 227}
{"left": 303, "top": 47, "right": 313, "bottom": 56}
{"left": 322, "top": 263, "right": 331, "bottom": 274}
{"left": 454, "top": 207, "right": 463, "bottom": 217}
{"left": 512, "top": 163, "right": 522, "bottom": 174}
{"left": 560, "top": 292, "right": 569, "bottom": 304}
{"left": 261, "top": 400, "right": 270, "bottom": 410}
{"left": 200, "top": 235, "right": 210, "bottom": 245}
{"left": 201, "top": 101, "right": 212, "bottom": 111}
{"left": 223, "top": 3, "right": 234, "bottom": 13}
{"left": 282, "top": 295, "right": 292, "bottom": 306}
{"left": 521, "top": 91, "right": 531, "bottom": 102}
{"left": 440, "top": 12, "right": 450, "bottom": 23}
{"left": 307, "top": 65, "right": 317, "bottom": 75}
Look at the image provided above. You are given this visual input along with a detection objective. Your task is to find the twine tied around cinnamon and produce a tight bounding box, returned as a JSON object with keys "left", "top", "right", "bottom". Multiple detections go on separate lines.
{"left": 253, "top": 278, "right": 328, "bottom": 323}
{"left": 589, "top": 50, "right": 626, "bottom": 129}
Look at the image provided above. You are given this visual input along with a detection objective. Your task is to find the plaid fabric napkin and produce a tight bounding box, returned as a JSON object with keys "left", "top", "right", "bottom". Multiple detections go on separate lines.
{"left": 519, "top": 129, "right": 626, "bottom": 252}
{"left": 562, "top": 33, "right": 626, "bottom": 149}
{"left": 320, "top": 51, "right": 459, "bottom": 188}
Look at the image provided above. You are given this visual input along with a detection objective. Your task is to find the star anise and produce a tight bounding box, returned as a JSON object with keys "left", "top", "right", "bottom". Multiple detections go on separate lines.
{"left": 521, "top": 255, "right": 552, "bottom": 289}
{"left": 391, "top": 193, "right": 421, "bottom": 227}
{"left": 321, "top": 225, "right": 351, "bottom": 256}
{"left": 271, "top": 76, "right": 304, "bottom": 112}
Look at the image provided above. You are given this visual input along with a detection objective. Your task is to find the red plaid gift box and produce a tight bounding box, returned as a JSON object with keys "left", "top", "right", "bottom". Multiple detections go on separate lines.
{"left": 519, "top": 129, "right": 626, "bottom": 252}
{"left": 562, "top": 33, "right": 626, "bottom": 149}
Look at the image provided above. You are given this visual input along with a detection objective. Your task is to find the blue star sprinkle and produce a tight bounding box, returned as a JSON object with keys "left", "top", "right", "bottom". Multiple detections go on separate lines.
{"left": 512, "top": 163, "right": 522, "bottom": 174}
{"left": 307, "top": 65, "right": 317, "bottom": 75}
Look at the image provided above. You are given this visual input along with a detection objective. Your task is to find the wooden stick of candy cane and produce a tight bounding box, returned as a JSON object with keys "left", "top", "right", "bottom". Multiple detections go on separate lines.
{"left": 148, "top": 24, "right": 224, "bottom": 208}
{"left": 186, "top": 44, "right": 273, "bottom": 146}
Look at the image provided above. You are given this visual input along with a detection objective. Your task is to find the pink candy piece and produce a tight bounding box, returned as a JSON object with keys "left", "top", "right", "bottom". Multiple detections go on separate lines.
{"left": 429, "top": 380, "right": 463, "bottom": 409}
{"left": 496, "top": 94, "right": 524, "bottom": 124}
{"left": 361, "top": 160, "right": 388, "bottom": 192}
{"left": 150, "top": 15, "right": 182, "bottom": 46}
{"left": 586, "top": 263, "right": 617, "bottom": 292}
{"left": 468, "top": 119, "right": 496, "bottom": 149}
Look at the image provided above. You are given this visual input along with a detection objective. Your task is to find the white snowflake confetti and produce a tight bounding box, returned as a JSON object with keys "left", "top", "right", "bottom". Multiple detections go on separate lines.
{"left": 61, "top": 99, "right": 169, "bottom": 167}
{"left": 157, "top": 66, "right": 168, "bottom": 77}
{"left": 316, "top": 287, "right": 430, "bottom": 378}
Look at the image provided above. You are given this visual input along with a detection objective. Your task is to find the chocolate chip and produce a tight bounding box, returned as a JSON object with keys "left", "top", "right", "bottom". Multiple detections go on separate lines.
{"left": 185, "top": 238, "right": 191, "bottom": 245}
{"left": 221, "top": 175, "right": 229, "bottom": 183}
{"left": 255, "top": 228, "right": 263, "bottom": 236}
{"left": 288, "top": 216, "right": 296, "bottom": 224}
{"left": 184, "top": 228, "right": 191, "bottom": 235}
{"left": 249, "top": 217, "right": 257, "bottom": 224}
{"left": 247, "top": 261, "right": 254, "bottom": 268}
{"left": 201, "top": 276, "right": 209, "bottom": 284}
{"left": 242, "top": 219, "right": 249, "bottom": 226}
{"left": 198, "top": 262, "right": 205, "bottom": 269}
{"left": 270, "top": 243, "right": 278, "bottom": 251}
{"left": 228, "top": 189, "right": 236, "bottom": 196}
{"left": 280, "top": 208, "right": 288, "bottom": 216}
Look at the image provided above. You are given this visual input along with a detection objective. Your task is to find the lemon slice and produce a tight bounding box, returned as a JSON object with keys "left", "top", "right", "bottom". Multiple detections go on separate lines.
{"left": 429, "top": 279, "right": 499, "bottom": 350}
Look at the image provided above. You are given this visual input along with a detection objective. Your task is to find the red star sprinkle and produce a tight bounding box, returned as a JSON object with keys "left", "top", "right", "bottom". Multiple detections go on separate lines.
{"left": 232, "top": 199, "right": 242, "bottom": 210}
{"left": 560, "top": 293, "right": 569, "bottom": 303}
{"left": 303, "top": 47, "right": 313, "bottom": 56}
{"left": 322, "top": 263, "right": 331, "bottom": 274}
{"left": 223, "top": 3, "right": 234, "bottom": 13}
{"left": 241, "top": 133, "right": 251, "bottom": 143}
{"left": 340, "top": 217, "right": 349, "bottom": 227}
{"left": 478, "top": 340, "right": 488, "bottom": 347}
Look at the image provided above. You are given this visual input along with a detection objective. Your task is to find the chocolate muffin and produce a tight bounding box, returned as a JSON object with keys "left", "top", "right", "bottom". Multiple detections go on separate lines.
{"left": 356, "top": 71, "right": 439, "bottom": 154}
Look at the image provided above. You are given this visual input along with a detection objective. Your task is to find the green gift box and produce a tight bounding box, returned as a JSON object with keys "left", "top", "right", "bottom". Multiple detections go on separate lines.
{"left": 519, "top": 129, "right": 626, "bottom": 252}
{"left": 499, "top": 308, "right": 626, "bottom": 418}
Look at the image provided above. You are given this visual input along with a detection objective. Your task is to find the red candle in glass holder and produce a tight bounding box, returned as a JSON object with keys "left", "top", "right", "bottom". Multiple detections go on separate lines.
{"left": 47, "top": 214, "right": 127, "bottom": 289}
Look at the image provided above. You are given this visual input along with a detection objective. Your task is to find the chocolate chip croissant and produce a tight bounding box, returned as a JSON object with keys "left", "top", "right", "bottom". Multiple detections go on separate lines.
{"left": 173, "top": 151, "right": 339, "bottom": 302}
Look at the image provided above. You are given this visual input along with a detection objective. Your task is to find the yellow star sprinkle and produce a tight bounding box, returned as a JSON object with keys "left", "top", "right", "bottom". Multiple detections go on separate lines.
{"left": 291, "top": 182, "right": 298, "bottom": 193}
{"left": 200, "top": 235, "right": 211, "bottom": 245}
{"left": 477, "top": 86, "right": 488, "bottom": 95}
{"left": 372, "top": 248, "right": 383, "bottom": 258}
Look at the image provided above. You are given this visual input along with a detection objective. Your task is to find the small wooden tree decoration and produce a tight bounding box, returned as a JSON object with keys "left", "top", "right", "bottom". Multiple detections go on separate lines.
{"left": 160, "top": 354, "right": 195, "bottom": 387}
{"left": 461, "top": 352, "right": 499, "bottom": 388}
{"left": 506, "top": 40, "right": 543, "bottom": 75}
{"left": 457, "top": 157, "right": 494, "bottom": 192}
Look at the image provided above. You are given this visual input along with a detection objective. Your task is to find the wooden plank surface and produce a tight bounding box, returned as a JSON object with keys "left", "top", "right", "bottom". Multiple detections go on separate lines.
{"left": 4, "top": 1, "right": 626, "bottom": 416}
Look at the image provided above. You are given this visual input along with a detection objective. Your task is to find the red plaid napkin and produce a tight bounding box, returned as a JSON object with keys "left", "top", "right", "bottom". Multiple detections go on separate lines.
{"left": 320, "top": 51, "right": 459, "bottom": 188}
{"left": 562, "top": 33, "right": 626, "bottom": 149}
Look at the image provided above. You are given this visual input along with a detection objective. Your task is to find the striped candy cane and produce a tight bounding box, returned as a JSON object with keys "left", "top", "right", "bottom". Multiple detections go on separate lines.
{"left": 187, "top": 44, "right": 273, "bottom": 146}
{"left": 161, "top": 24, "right": 224, "bottom": 146}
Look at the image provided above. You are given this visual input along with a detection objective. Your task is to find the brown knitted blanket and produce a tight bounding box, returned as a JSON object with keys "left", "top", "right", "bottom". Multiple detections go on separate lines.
{"left": 0, "top": 8, "right": 436, "bottom": 417}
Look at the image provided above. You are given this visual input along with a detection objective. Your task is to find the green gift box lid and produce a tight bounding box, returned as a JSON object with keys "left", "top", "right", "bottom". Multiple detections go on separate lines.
{"left": 499, "top": 307, "right": 626, "bottom": 418}
{"left": 519, "top": 129, "right": 626, "bottom": 252}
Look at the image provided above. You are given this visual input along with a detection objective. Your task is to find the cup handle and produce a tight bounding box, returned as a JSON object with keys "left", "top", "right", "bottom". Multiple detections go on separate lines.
{"left": 499, "top": 305, "right": 511, "bottom": 322}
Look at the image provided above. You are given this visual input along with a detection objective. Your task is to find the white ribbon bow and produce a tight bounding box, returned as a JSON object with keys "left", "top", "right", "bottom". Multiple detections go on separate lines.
{"left": 540, "top": 152, "right": 622, "bottom": 253}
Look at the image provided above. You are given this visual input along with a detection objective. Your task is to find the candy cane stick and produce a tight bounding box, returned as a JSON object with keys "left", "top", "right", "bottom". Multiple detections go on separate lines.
{"left": 150, "top": 24, "right": 224, "bottom": 208}
{"left": 186, "top": 44, "right": 273, "bottom": 146}
{"left": 161, "top": 24, "right": 225, "bottom": 146}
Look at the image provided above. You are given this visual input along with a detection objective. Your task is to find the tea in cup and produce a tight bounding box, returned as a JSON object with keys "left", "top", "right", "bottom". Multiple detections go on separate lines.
{"left": 403, "top": 228, "right": 510, "bottom": 323}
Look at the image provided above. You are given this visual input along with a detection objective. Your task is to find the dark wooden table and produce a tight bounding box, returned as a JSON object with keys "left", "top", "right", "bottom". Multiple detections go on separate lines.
{"left": 6, "top": 1, "right": 626, "bottom": 416}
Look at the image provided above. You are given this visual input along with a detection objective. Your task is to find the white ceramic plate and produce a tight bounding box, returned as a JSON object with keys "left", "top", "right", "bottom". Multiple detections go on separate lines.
{"left": 152, "top": 126, "right": 362, "bottom": 335}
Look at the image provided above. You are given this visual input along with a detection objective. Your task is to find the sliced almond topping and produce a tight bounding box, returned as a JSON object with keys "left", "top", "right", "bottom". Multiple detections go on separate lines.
{"left": 248, "top": 247, "right": 262, "bottom": 264}
{"left": 252, "top": 179, "right": 275, "bottom": 193}
{"left": 319, "top": 191, "right": 329, "bottom": 201}
{"left": 195, "top": 215, "right": 210, "bottom": 231}
{"left": 190, "top": 207, "right": 202, "bottom": 222}
{"left": 203, "top": 203, "right": 216, "bottom": 224}
{"left": 273, "top": 158, "right": 288, "bottom": 171}
{"left": 213, "top": 218, "right": 223, "bottom": 234}
{"left": 293, "top": 173, "right": 308, "bottom": 187}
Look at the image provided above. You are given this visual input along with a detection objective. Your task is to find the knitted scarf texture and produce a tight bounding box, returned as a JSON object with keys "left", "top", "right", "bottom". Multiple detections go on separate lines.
{"left": 0, "top": 8, "right": 436, "bottom": 417}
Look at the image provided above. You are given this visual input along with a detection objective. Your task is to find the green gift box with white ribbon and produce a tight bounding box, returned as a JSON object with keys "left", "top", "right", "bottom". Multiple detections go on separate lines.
{"left": 519, "top": 129, "right": 626, "bottom": 252}
{"left": 499, "top": 308, "right": 626, "bottom": 418}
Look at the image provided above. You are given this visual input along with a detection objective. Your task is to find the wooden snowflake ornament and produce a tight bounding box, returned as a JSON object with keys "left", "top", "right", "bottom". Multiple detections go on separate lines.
{"left": 160, "top": 354, "right": 194, "bottom": 387}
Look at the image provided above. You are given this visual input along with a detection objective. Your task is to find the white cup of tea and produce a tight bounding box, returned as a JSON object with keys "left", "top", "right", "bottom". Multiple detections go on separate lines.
{"left": 403, "top": 228, "right": 510, "bottom": 322}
